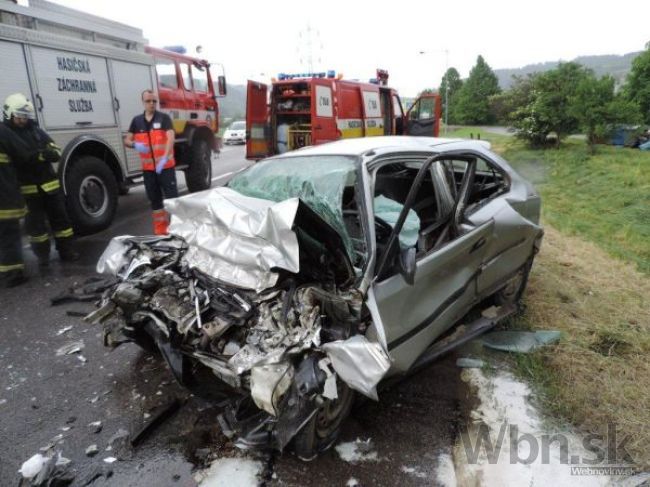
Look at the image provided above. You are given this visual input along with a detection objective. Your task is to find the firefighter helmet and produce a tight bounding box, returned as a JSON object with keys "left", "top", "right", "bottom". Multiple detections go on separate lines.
{"left": 3, "top": 93, "right": 36, "bottom": 121}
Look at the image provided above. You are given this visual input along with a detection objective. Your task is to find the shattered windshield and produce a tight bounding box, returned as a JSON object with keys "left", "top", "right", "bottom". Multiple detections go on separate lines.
{"left": 228, "top": 155, "right": 358, "bottom": 259}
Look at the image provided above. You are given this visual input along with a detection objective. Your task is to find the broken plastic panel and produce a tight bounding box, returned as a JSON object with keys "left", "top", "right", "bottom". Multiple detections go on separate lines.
{"left": 480, "top": 330, "right": 561, "bottom": 353}
{"left": 228, "top": 155, "right": 357, "bottom": 259}
{"left": 322, "top": 335, "right": 391, "bottom": 401}
{"left": 374, "top": 194, "right": 421, "bottom": 248}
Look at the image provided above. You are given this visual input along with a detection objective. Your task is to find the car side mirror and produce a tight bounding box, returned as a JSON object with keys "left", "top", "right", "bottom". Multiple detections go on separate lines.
{"left": 399, "top": 246, "right": 416, "bottom": 286}
{"left": 217, "top": 75, "right": 227, "bottom": 96}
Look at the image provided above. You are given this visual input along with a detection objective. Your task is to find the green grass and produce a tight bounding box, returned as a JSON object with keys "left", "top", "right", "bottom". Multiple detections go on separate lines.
{"left": 448, "top": 127, "right": 650, "bottom": 275}
{"left": 446, "top": 127, "right": 650, "bottom": 467}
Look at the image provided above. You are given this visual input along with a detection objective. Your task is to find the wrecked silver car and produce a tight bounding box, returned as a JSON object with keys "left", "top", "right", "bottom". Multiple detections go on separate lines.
{"left": 87, "top": 136, "right": 543, "bottom": 459}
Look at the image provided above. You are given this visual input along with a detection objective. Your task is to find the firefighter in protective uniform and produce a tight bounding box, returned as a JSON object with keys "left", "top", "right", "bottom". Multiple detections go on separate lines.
{"left": 0, "top": 101, "right": 37, "bottom": 286}
{"left": 124, "top": 89, "right": 178, "bottom": 235}
{"left": 3, "top": 93, "right": 79, "bottom": 265}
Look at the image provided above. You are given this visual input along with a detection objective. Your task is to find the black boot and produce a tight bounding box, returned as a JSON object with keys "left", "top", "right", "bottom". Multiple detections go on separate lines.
{"left": 1, "top": 269, "right": 28, "bottom": 288}
{"left": 32, "top": 241, "right": 51, "bottom": 267}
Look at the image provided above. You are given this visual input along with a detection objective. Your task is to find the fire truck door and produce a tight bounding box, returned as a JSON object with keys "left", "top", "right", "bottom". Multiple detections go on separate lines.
{"left": 154, "top": 57, "right": 186, "bottom": 134}
{"left": 405, "top": 94, "right": 441, "bottom": 137}
{"left": 246, "top": 81, "right": 270, "bottom": 159}
{"left": 311, "top": 79, "right": 337, "bottom": 145}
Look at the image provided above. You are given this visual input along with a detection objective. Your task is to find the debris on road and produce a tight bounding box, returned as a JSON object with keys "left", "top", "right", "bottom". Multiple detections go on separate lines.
{"left": 66, "top": 310, "right": 90, "bottom": 318}
{"left": 108, "top": 428, "right": 129, "bottom": 447}
{"left": 50, "top": 276, "right": 118, "bottom": 306}
{"left": 19, "top": 453, "right": 48, "bottom": 479}
{"left": 55, "top": 326, "right": 73, "bottom": 336}
{"left": 481, "top": 330, "right": 561, "bottom": 353}
{"left": 130, "top": 398, "right": 183, "bottom": 447}
{"left": 18, "top": 451, "right": 74, "bottom": 486}
{"left": 335, "top": 438, "right": 379, "bottom": 463}
{"left": 55, "top": 340, "right": 85, "bottom": 356}
{"left": 85, "top": 444, "right": 99, "bottom": 457}
{"left": 88, "top": 421, "right": 103, "bottom": 434}
{"left": 193, "top": 456, "right": 264, "bottom": 486}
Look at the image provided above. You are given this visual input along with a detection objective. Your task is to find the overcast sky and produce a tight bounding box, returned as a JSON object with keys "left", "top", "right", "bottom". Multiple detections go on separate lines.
{"left": 49, "top": 0, "right": 649, "bottom": 97}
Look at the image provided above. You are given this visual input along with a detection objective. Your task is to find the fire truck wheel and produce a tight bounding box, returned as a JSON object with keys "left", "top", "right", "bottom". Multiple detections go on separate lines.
{"left": 185, "top": 139, "right": 212, "bottom": 192}
{"left": 65, "top": 156, "right": 118, "bottom": 235}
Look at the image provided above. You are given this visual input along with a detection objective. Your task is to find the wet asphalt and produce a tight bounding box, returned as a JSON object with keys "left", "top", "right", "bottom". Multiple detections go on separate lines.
{"left": 0, "top": 146, "right": 464, "bottom": 486}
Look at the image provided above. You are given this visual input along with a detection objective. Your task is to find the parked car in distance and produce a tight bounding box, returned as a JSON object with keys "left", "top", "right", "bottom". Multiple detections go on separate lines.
{"left": 91, "top": 136, "right": 543, "bottom": 460}
{"left": 223, "top": 121, "right": 246, "bottom": 145}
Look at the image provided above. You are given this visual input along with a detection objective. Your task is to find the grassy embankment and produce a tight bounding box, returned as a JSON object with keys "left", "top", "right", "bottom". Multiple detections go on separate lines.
{"left": 448, "top": 127, "right": 650, "bottom": 468}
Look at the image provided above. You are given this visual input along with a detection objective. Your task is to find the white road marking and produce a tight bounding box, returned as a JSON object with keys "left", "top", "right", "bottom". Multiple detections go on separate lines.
{"left": 211, "top": 171, "right": 234, "bottom": 182}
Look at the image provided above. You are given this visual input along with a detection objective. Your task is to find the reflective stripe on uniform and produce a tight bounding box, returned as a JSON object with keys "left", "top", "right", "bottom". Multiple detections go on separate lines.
{"left": 47, "top": 142, "right": 62, "bottom": 156}
{"left": 0, "top": 263, "right": 25, "bottom": 272}
{"left": 54, "top": 228, "right": 74, "bottom": 238}
{"left": 21, "top": 184, "right": 38, "bottom": 195}
{"left": 0, "top": 152, "right": 9, "bottom": 163}
{"left": 29, "top": 233, "right": 50, "bottom": 243}
{"left": 0, "top": 207, "right": 27, "bottom": 220}
{"left": 40, "top": 179, "right": 61, "bottom": 193}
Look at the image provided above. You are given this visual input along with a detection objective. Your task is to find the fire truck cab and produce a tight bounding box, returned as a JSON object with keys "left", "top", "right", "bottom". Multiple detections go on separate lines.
{"left": 246, "top": 70, "right": 441, "bottom": 159}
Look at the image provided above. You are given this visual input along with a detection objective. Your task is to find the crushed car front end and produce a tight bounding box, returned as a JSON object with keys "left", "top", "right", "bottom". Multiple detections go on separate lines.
{"left": 86, "top": 155, "right": 390, "bottom": 457}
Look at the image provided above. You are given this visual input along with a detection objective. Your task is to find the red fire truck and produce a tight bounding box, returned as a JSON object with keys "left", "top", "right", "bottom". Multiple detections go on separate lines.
{"left": 246, "top": 70, "right": 441, "bottom": 159}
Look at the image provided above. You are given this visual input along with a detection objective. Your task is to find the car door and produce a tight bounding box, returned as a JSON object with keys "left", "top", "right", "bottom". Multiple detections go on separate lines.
{"left": 246, "top": 80, "right": 271, "bottom": 159}
{"left": 404, "top": 93, "right": 441, "bottom": 137}
{"left": 463, "top": 157, "right": 543, "bottom": 297}
{"left": 368, "top": 154, "right": 493, "bottom": 373}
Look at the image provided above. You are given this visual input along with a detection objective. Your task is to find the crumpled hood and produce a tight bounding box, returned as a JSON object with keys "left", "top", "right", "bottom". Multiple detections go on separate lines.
{"left": 165, "top": 187, "right": 299, "bottom": 291}
{"left": 165, "top": 187, "right": 353, "bottom": 292}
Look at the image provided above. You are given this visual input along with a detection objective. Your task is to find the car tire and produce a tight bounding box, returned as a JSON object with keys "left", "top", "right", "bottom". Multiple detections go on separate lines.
{"left": 292, "top": 381, "right": 355, "bottom": 461}
{"left": 493, "top": 256, "right": 534, "bottom": 308}
{"left": 185, "top": 138, "right": 212, "bottom": 193}
{"left": 65, "top": 155, "right": 118, "bottom": 235}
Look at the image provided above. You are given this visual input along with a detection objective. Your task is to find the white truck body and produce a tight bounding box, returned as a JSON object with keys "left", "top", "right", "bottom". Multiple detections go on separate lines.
{"left": 0, "top": 0, "right": 218, "bottom": 233}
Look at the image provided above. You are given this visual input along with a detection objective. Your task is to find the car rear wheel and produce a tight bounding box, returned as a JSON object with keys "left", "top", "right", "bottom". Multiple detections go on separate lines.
{"left": 493, "top": 256, "right": 534, "bottom": 308}
{"left": 292, "top": 380, "right": 355, "bottom": 461}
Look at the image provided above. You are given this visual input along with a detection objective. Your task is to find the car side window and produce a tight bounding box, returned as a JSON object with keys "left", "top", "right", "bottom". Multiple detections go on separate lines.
{"left": 155, "top": 58, "right": 178, "bottom": 89}
{"left": 465, "top": 157, "right": 508, "bottom": 212}
{"left": 408, "top": 97, "right": 435, "bottom": 121}
{"left": 373, "top": 159, "right": 455, "bottom": 279}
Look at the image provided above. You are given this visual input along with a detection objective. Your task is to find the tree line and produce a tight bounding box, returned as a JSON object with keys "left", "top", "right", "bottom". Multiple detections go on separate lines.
{"left": 432, "top": 43, "right": 650, "bottom": 151}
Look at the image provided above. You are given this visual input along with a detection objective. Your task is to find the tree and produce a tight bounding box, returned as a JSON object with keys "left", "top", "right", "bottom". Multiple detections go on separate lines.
{"left": 571, "top": 75, "right": 641, "bottom": 153}
{"left": 452, "top": 56, "right": 500, "bottom": 125}
{"left": 439, "top": 68, "right": 463, "bottom": 123}
{"left": 439, "top": 67, "right": 463, "bottom": 99}
{"left": 488, "top": 74, "right": 537, "bottom": 124}
{"left": 623, "top": 43, "right": 650, "bottom": 124}
{"left": 510, "top": 62, "right": 590, "bottom": 147}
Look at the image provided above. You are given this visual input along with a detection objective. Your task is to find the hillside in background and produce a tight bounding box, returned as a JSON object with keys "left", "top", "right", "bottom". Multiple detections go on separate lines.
{"left": 220, "top": 51, "right": 644, "bottom": 120}
{"left": 494, "top": 51, "right": 642, "bottom": 89}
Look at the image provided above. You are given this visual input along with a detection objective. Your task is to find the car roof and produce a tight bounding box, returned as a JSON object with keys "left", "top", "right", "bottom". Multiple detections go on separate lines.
{"left": 273, "top": 136, "right": 491, "bottom": 159}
